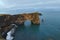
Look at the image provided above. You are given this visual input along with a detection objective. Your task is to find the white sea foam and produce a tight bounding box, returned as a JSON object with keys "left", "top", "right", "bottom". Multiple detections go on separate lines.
{"left": 6, "top": 24, "right": 18, "bottom": 40}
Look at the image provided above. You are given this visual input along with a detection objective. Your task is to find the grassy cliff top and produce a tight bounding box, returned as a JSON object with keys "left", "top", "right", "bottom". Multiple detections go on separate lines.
{"left": 0, "top": 12, "right": 42, "bottom": 16}
{"left": 0, "top": 14, "right": 11, "bottom": 16}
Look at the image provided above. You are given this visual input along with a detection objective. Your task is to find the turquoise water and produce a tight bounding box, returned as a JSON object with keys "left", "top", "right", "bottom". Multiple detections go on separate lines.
{"left": 14, "top": 11, "right": 60, "bottom": 40}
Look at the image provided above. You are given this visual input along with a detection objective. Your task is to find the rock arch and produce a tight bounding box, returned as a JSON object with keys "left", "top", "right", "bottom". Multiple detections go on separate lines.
{"left": 0, "top": 12, "right": 42, "bottom": 39}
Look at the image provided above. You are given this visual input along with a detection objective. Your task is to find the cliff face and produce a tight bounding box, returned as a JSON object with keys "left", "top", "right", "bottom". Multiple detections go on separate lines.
{"left": 14, "top": 13, "right": 40, "bottom": 25}
{"left": 0, "top": 12, "right": 41, "bottom": 39}
{"left": 0, "top": 13, "right": 41, "bottom": 26}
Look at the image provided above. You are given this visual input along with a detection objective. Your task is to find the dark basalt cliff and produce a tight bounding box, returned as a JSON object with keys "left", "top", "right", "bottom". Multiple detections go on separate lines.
{"left": 0, "top": 12, "right": 42, "bottom": 39}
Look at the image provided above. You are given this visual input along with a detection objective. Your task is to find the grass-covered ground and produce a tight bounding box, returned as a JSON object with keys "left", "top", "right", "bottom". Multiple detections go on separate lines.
{"left": 0, "top": 33, "right": 5, "bottom": 40}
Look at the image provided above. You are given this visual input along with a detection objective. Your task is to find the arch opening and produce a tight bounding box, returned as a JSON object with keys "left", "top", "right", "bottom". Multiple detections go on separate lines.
{"left": 24, "top": 20, "right": 31, "bottom": 27}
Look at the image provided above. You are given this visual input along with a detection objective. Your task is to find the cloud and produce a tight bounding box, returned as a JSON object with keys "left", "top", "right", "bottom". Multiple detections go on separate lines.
{"left": 0, "top": 0, "right": 60, "bottom": 11}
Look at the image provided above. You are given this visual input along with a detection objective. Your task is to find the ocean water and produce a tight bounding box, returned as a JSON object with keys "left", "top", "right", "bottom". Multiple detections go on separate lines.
{"left": 14, "top": 11, "right": 60, "bottom": 40}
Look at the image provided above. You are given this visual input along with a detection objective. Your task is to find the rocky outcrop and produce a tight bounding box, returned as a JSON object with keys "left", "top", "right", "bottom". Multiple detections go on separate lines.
{"left": 0, "top": 12, "right": 42, "bottom": 39}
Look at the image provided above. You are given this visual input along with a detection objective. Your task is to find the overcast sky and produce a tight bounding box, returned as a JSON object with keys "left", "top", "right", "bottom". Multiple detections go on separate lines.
{"left": 0, "top": 0, "right": 60, "bottom": 14}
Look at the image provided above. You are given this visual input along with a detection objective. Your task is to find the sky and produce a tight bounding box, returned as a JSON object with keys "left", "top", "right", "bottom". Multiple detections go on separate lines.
{"left": 0, "top": 0, "right": 60, "bottom": 14}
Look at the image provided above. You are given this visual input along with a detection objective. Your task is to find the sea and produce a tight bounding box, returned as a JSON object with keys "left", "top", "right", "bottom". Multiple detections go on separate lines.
{"left": 6, "top": 9, "right": 60, "bottom": 40}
